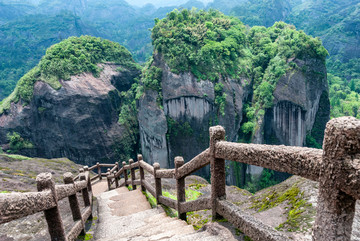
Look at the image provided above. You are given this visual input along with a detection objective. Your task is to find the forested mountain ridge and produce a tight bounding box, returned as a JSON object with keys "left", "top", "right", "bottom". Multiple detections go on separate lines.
{"left": 0, "top": 0, "right": 358, "bottom": 119}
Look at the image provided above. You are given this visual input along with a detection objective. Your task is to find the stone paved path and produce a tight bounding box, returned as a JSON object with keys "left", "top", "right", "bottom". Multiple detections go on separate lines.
{"left": 93, "top": 185, "right": 239, "bottom": 241}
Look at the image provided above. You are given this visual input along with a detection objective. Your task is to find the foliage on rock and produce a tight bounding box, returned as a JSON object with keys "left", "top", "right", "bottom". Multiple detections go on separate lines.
{"left": 0, "top": 36, "right": 138, "bottom": 114}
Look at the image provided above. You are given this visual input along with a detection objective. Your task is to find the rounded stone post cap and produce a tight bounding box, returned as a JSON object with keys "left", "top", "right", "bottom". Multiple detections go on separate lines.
{"left": 36, "top": 172, "right": 52, "bottom": 183}
{"left": 79, "top": 173, "right": 86, "bottom": 180}
{"left": 63, "top": 172, "right": 73, "bottom": 183}
{"left": 122, "top": 161, "right": 127, "bottom": 166}
{"left": 96, "top": 162, "right": 100, "bottom": 165}
{"left": 137, "top": 154, "right": 143, "bottom": 161}
{"left": 84, "top": 166, "right": 89, "bottom": 171}
{"left": 324, "top": 117, "right": 360, "bottom": 157}
{"left": 153, "top": 162, "right": 160, "bottom": 169}
{"left": 36, "top": 173, "right": 53, "bottom": 191}
{"left": 175, "top": 156, "right": 184, "bottom": 167}
{"left": 129, "top": 159, "right": 134, "bottom": 164}
{"left": 209, "top": 125, "right": 225, "bottom": 141}
{"left": 79, "top": 168, "right": 84, "bottom": 173}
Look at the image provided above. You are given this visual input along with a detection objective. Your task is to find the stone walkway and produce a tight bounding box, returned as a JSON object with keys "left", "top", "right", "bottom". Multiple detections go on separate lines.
{"left": 92, "top": 185, "right": 240, "bottom": 241}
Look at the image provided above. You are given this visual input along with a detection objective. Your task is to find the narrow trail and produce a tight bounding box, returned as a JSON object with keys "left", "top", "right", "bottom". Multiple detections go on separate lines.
{"left": 91, "top": 182, "right": 239, "bottom": 241}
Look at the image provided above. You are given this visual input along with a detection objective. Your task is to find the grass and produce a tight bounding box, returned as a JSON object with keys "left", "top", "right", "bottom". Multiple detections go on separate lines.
{"left": 0, "top": 154, "right": 31, "bottom": 160}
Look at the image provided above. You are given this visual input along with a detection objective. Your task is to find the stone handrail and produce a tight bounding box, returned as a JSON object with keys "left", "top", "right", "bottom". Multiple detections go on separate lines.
{"left": 0, "top": 168, "right": 93, "bottom": 241}
{"left": 2, "top": 117, "right": 357, "bottom": 241}
{"left": 105, "top": 116, "right": 360, "bottom": 241}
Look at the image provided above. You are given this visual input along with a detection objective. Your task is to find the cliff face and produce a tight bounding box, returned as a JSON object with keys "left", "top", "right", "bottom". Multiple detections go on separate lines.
{"left": 139, "top": 55, "right": 329, "bottom": 182}
{"left": 138, "top": 54, "right": 250, "bottom": 174}
{"left": 0, "top": 63, "right": 140, "bottom": 165}
{"left": 260, "top": 58, "right": 329, "bottom": 147}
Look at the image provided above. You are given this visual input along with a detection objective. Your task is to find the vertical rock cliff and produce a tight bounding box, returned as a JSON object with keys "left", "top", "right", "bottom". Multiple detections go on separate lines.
{"left": 138, "top": 10, "right": 330, "bottom": 186}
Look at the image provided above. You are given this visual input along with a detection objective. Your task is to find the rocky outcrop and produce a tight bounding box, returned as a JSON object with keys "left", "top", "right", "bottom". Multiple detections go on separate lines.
{"left": 139, "top": 55, "right": 329, "bottom": 184}
{"left": 261, "top": 58, "right": 330, "bottom": 147}
{"left": 138, "top": 54, "right": 250, "bottom": 176}
{"left": 0, "top": 63, "right": 140, "bottom": 166}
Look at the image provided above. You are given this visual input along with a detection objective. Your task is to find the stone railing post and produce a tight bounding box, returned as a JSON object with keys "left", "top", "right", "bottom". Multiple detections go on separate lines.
{"left": 64, "top": 172, "right": 85, "bottom": 235}
{"left": 114, "top": 170, "right": 119, "bottom": 188}
{"left": 106, "top": 168, "right": 111, "bottom": 190}
{"left": 84, "top": 166, "right": 92, "bottom": 193}
{"left": 153, "top": 162, "right": 162, "bottom": 205}
{"left": 209, "top": 125, "right": 226, "bottom": 220}
{"left": 123, "top": 161, "right": 129, "bottom": 187}
{"left": 97, "top": 162, "right": 102, "bottom": 180}
{"left": 80, "top": 173, "right": 91, "bottom": 207}
{"left": 138, "top": 154, "right": 146, "bottom": 192}
{"left": 129, "top": 159, "right": 137, "bottom": 190}
{"left": 313, "top": 117, "right": 359, "bottom": 241}
{"left": 175, "top": 156, "right": 186, "bottom": 221}
{"left": 116, "top": 162, "right": 120, "bottom": 172}
{"left": 37, "top": 173, "right": 67, "bottom": 241}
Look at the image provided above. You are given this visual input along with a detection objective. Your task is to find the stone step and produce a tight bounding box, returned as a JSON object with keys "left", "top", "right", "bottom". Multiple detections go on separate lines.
{"left": 94, "top": 186, "right": 241, "bottom": 241}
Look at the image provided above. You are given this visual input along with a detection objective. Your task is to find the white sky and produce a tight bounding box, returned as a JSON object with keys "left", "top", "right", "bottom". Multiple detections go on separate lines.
{"left": 126, "top": 0, "right": 213, "bottom": 7}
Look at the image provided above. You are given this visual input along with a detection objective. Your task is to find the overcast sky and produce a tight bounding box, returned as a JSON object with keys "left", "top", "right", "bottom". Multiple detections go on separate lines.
{"left": 126, "top": 0, "right": 213, "bottom": 7}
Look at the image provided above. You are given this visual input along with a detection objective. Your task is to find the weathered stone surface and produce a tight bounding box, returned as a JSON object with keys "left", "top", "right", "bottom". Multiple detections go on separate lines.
{"left": 216, "top": 199, "right": 289, "bottom": 241}
{"left": 314, "top": 117, "right": 360, "bottom": 241}
{"left": 215, "top": 141, "right": 322, "bottom": 181}
{"left": 261, "top": 57, "right": 329, "bottom": 147}
{"left": 0, "top": 63, "right": 140, "bottom": 166}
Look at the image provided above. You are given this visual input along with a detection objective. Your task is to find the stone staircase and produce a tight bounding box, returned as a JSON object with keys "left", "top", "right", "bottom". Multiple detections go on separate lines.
{"left": 94, "top": 186, "right": 239, "bottom": 241}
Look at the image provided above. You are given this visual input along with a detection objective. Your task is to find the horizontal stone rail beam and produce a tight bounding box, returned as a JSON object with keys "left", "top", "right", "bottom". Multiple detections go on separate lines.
{"left": 114, "top": 167, "right": 124, "bottom": 178}
{"left": 0, "top": 191, "right": 55, "bottom": 224}
{"left": 156, "top": 169, "right": 175, "bottom": 178}
{"left": 90, "top": 174, "right": 99, "bottom": 181}
{"left": 158, "top": 195, "right": 177, "bottom": 209}
{"left": 131, "top": 162, "right": 139, "bottom": 168}
{"left": 67, "top": 220, "right": 84, "bottom": 241}
{"left": 180, "top": 197, "right": 211, "bottom": 213}
{"left": 100, "top": 164, "right": 116, "bottom": 168}
{"left": 176, "top": 149, "right": 210, "bottom": 179}
{"left": 139, "top": 160, "right": 154, "bottom": 175}
{"left": 142, "top": 180, "right": 156, "bottom": 197}
{"left": 88, "top": 165, "right": 97, "bottom": 171}
{"left": 216, "top": 199, "right": 288, "bottom": 241}
{"left": 215, "top": 141, "right": 322, "bottom": 181}
{"left": 55, "top": 180, "right": 87, "bottom": 200}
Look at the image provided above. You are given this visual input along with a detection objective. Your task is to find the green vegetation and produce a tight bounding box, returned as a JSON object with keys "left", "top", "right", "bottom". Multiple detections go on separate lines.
{"left": 151, "top": 9, "right": 327, "bottom": 136}
{"left": 116, "top": 81, "right": 141, "bottom": 162}
{"left": 142, "top": 191, "right": 157, "bottom": 208}
{"left": 152, "top": 9, "right": 248, "bottom": 81}
{"left": 167, "top": 117, "right": 193, "bottom": 140}
{"left": 77, "top": 234, "right": 93, "bottom": 241}
{"left": 251, "top": 184, "right": 313, "bottom": 232}
{"left": 6, "top": 132, "right": 34, "bottom": 153}
{"left": 0, "top": 36, "right": 137, "bottom": 114}
{"left": 0, "top": 154, "right": 31, "bottom": 161}
{"left": 328, "top": 73, "right": 360, "bottom": 119}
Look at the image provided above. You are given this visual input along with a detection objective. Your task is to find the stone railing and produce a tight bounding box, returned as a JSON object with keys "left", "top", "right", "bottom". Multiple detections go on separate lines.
{"left": 0, "top": 167, "right": 93, "bottom": 241}
{"left": 1, "top": 117, "right": 359, "bottom": 241}
{"left": 106, "top": 116, "right": 360, "bottom": 241}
